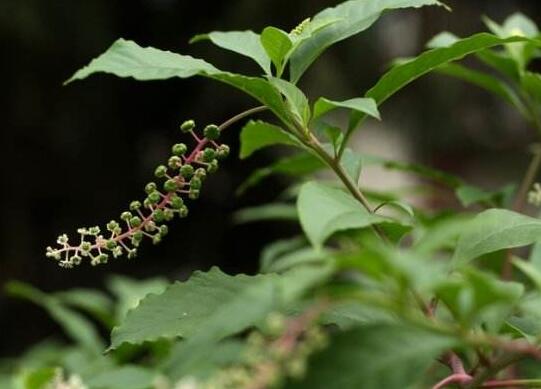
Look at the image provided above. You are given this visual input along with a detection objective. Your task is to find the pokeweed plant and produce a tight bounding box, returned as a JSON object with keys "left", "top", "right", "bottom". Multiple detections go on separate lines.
{"left": 7, "top": 1, "right": 541, "bottom": 388}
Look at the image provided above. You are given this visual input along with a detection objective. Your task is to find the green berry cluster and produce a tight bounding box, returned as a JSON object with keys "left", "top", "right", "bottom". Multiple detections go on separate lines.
{"left": 46, "top": 120, "right": 229, "bottom": 268}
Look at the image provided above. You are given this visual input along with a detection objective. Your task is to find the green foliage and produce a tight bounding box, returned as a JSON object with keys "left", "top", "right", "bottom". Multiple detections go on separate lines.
{"left": 9, "top": 2, "right": 541, "bottom": 388}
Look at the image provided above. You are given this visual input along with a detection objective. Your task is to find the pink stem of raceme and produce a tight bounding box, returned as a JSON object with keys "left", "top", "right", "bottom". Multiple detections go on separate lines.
{"left": 432, "top": 373, "right": 473, "bottom": 389}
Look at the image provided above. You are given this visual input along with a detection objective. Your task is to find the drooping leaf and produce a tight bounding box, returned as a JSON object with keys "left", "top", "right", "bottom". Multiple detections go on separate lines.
{"left": 110, "top": 266, "right": 330, "bottom": 349}
{"left": 6, "top": 282, "right": 104, "bottom": 354}
{"left": 190, "top": 30, "right": 271, "bottom": 75}
{"left": 17, "top": 367, "right": 57, "bottom": 389}
{"left": 288, "top": 324, "right": 458, "bottom": 389}
{"left": 288, "top": 0, "right": 446, "bottom": 83}
{"left": 313, "top": 97, "right": 380, "bottom": 121}
{"left": 269, "top": 77, "right": 311, "bottom": 125}
{"left": 233, "top": 203, "right": 298, "bottom": 224}
{"left": 297, "top": 182, "right": 397, "bottom": 249}
{"left": 349, "top": 33, "right": 530, "bottom": 132}
{"left": 260, "top": 27, "right": 292, "bottom": 75}
{"left": 239, "top": 120, "right": 298, "bottom": 159}
{"left": 453, "top": 208, "right": 541, "bottom": 266}
{"left": 66, "top": 39, "right": 291, "bottom": 124}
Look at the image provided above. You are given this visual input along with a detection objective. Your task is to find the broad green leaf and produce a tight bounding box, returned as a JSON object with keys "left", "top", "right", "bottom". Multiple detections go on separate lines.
{"left": 349, "top": 33, "right": 529, "bottom": 132}
{"left": 233, "top": 203, "right": 298, "bottom": 224}
{"left": 84, "top": 366, "right": 157, "bottom": 389}
{"left": 529, "top": 240, "right": 541, "bottom": 269}
{"left": 453, "top": 208, "right": 541, "bottom": 266}
{"left": 110, "top": 266, "right": 330, "bottom": 349}
{"left": 239, "top": 120, "right": 297, "bottom": 159}
{"left": 106, "top": 275, "right": 168, "bottom": 322}
{"left": 513, "top": 258, "right": 541, "bottom": 290}
{"left": 190, "top": 30, "right": 271, "bottom": 75}
{"left": 6, "top": 282, "right": 104, "bottom": 354}
{"left": 259, "top": 237, "right": 306, "bottom": 273}
{"left": 455, "top": 183, "right": 515, "bottom": 208}
{"left": 313, "top": 97, "right": 380, "bottom": 121}
{"left": 288, "top": 324, "right": 458, "bottom": 389}
{"left": 17, "top": 367, "right": 56, "bottom": 389}
{"left": 414, "top": 214, "right": 473, "bottom": 254}
{"left": 269, "top": 77, "right": 311, "bottom": 125}
{"left": 260, "top": 27, "right": 292, "bottom": 75}
{"left": 66, "top": 39, "right": 291, "bottom": 124}
{"left": 54, "top": 288, "right": 114, "bottom": 327}
{"left": 288, "top": 0, "right": 446, "bottom": 83}
{"left": 237, "top": 152, "right": 325, "bottom": 195}
{"left": 436, "top": 270, "right": 523, "bottom": 329}
{"left": 374, "top": 200, "right": 415, "bottom": 219}
{"left": 297, "top": 182, "right": 394, "bottom": 249}
{"left": 264, "top": 246, "right": 331, "bottom": 273}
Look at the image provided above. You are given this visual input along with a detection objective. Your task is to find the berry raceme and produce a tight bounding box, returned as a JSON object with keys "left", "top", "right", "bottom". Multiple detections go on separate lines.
{"left": 46, "top": 120, "right": 226, "bottom": 268}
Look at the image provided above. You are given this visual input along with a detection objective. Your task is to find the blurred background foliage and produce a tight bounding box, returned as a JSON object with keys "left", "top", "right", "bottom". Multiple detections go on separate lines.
{"left": 1, "top": 0, "right": 541, "bottom": 358}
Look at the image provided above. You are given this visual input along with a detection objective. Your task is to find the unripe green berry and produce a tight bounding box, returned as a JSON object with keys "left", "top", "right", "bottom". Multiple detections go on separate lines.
{"left": 172, "top": 143, "right": 188, "bottom": 156}
{"left": 88, "top": 226, "right": 100, "bottom": 235}
{"left": 159, "top": 225, "right": 169, "bottom": 236}
{"left": 190, "top": 177, "right": 202, "bottom": 190}
{"left": 145, "top": 182, "right": 158, "bottom": 194}
{"left": 195, "top": 168, "right": 207, "bottom": 180}
{"left": 153, "top": 208, "right": 165, "bottom": 222}
{"left": 133, "top": 231, "right": 143, "bottom": 242}
{"left": 130, "top": 216, "right": 142, "bottom": 227}
{"left": 180, "top": 119, "right": 195, "bottom": 133}
{"left": 168, "top": 156, "right": 182, "bottom": 169}
{"left": 154, "top": 165, "right": 168, "bottom": 178}
{"left": 217, "top": 144, "right": 230, "bottom": 159}
{"left": 148, "top": 191, "right": 161, "bottom": 204}
{"left": 164, "top": 209, "right": 175, "bottom": 221}
{"left": 105, "top": 240, "right": 117, "bottom": 250}
{"left": 127, "top": 249, "right": 138, "bottom": 259}
{"left": 163, "top": 179, "right": 178, "bottom": 192}
{"left": 179, "top": 205, "right": 189, "bottom": 218}
{"left": 207, "top": 159, "right": 219, "bottom": 173}
{"left": 189, "top": 188, "right": 200, "bottom": 200}
{"left": 131, "top": 237, "right": 141, "bottom": 247}
{"left": 202, "top": 148, "right": 216, "bottom": 162}
{"left": 180, "top": 164, "right": 194, "bottom": 179}
{"left": 81, "top": 241, "right": 92, "bottom": 253}
{"left": 121, "top": 211, "right": 132, "bottom": 221}
{"left": 130, "top": 201, "right": 141, "bottom": 211}
{"left": 203, "top": 124, "right": 220, "bottom": 140}
{"left": 152, "top": 234, "right": 162, "bottom": 245}
{"left": 170, "top": 194, "right": 184, "bottom": 209}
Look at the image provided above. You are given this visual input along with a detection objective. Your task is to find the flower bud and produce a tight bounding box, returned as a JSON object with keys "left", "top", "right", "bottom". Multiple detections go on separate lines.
{"left": 180, "top": 119, "right": 195, "bottom": 133}
{"left": 112, "top": 246, "right": 123, "bottom": 258}
{"left": 88, "top": 226, "right": 101, "bottom": 235}
{"left": 120, "top": 211, "right": 132, "bottom": 221}
{"left": 127, "top": 249, "right": 138, "bottom": 259}
{"left": 148, "top": 191, "right": 161, "bottom": 205}
{"left": 153, "top": 208, "right": 165, "bottom": 222}
{"left": 129, "top": 216, "right": 142, "bottom": 227}
{"left": 154, "top": 165, "right": 168, "bottom": 178}
{"left": 133, "top": 231, "right": 144, "bottom": 242}
{"left": 202, "top": 148, "right": 216, "bottom": 162}
{"left": 180, "top": 164, "right": 194, "bottom": 179}
{"left": 172, "top": 143, "right": 188, "bottom": 156}
{"left": 170, "top": 194, "right": 184, "bottom": 209}
{"left": 163, "top": 179, "right": 178, "bottom": 192}
{"left": 168, "top": 156, "right": 182, "bottom": 169}
{"left": 203, "top": 124, "right": 220, "bottom": 140}
{"left": 129, "top": 201, "right": 141, "bottom": 211}
{"left": 145, "top": 182, "right": 158, "bottom": 194}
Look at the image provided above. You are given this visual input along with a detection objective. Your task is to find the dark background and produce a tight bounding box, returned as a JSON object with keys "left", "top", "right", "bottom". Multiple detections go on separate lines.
{"left": 1, "top": 0, "right": 540, "bottom": 357}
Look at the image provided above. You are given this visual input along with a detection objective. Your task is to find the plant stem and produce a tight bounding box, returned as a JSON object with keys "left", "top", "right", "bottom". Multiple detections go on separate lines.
{"left": 466, "top": 353, "right": 524, "bottom": 388}
{"left": 305, "top": 133, "right": 389, "bottom": 243}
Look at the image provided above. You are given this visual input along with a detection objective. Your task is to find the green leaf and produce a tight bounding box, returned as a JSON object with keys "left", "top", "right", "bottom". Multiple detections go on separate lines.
{"left": 260, "top": 27, "right": 292, "bottom": 75}
{"left": 66, "top": 39, "right": 291, "bottom": 124}
{"left": 84, "top": 366, "right": 157, "bottom": 389}
{"left": 233, "top": 203, "right": 298, "bottom": 224}
{"left": 190, "top": 30, "right": 271, "bottom": 75}
{"left": 426, "top": 31, "right": 460, "bottom": 48}
{"left": 289, "top": 324, "right": 458, "bottom": 389}
{"left": 110, "top": 266, "right": 330, "bottom": 349}
{"left": 455, "top": 183, "right": 515, "bottom": 208}
{"left": 297, "top": 182, "right": 394, "bottom": 249}
{"left": 239, "top": 120, "right": 297, "bottom": 159}
{"left": 17, "top": 367, "right": 56, "bottom": 389}
{"left": 350, "top": 33, "right": 530, "bottom": 131}
{"left": 513, "top": 258, "right": 541, "bottom": 291}
{"left": 453, "top": 208, "right": 541, "bottom": 266}
{"left": 6, "top": 282, "right": 104, "bottom": 354}
{"left": 313, "top": 97, "right": 380, "bottom": 121}
{"left": 269, "top": 77, "right": 311, "bottom": 125}
{"left": 288, "top": 0, "right": 446, "bottom": 83}
{"left": 54, "top": 288, "right": 114, "bottom": 328}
